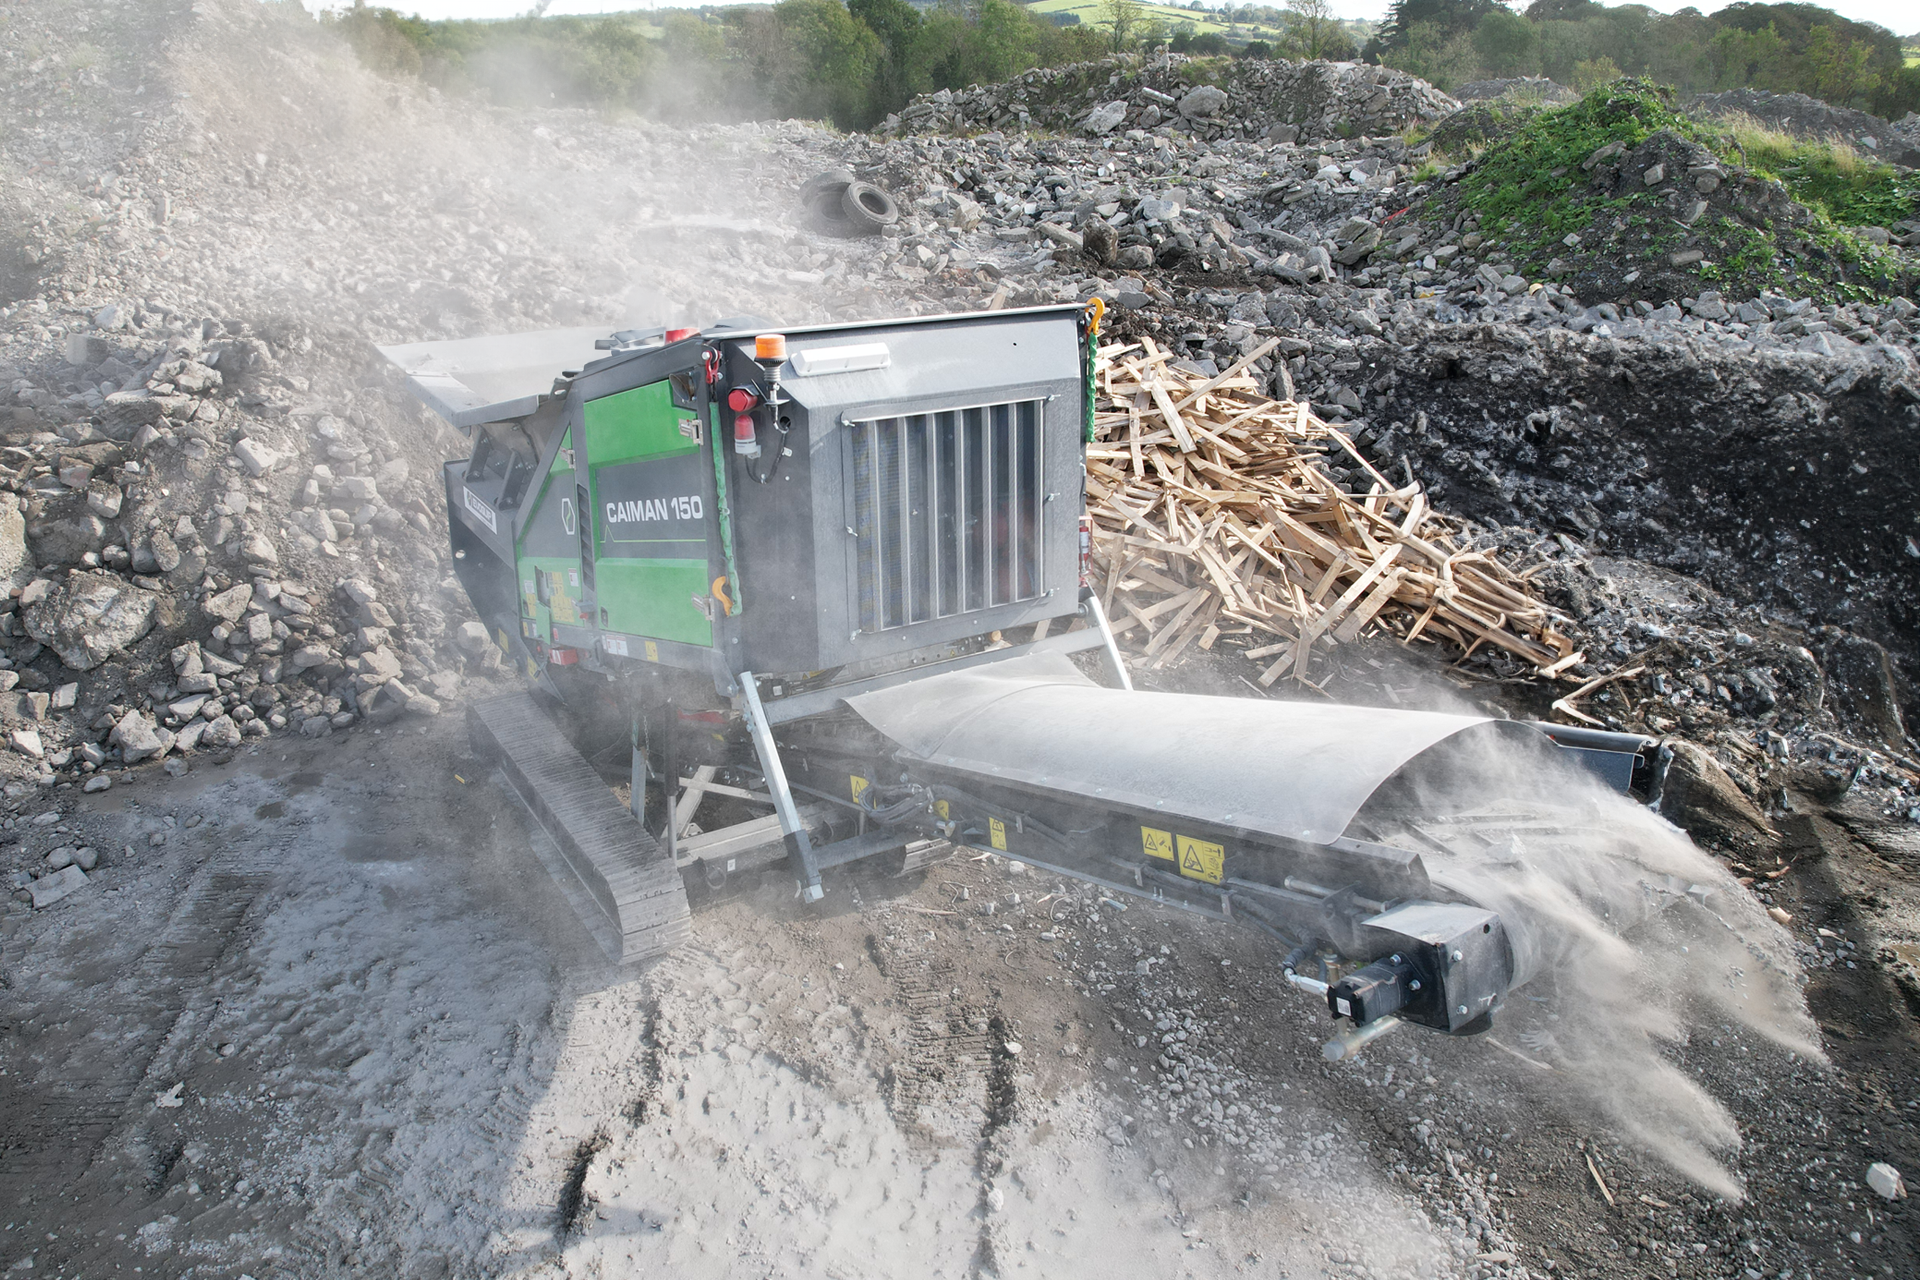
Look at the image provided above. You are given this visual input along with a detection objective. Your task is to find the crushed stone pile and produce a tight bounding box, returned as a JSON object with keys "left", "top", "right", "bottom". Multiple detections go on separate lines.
{"left": 880, "top": 51, "right": 1459, "bottom": 147}
{"left": 0, "top": 0, "right": 916, "bottom": 810}
{"left": 1454, "top": 77, "right": 1578, "bottom": 106}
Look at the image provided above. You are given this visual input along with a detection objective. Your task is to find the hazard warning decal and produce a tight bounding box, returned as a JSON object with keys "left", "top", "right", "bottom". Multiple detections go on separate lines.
{"left": 1140, "top": 826, "right": 1175, "bottom": 863}
{"left": 1175, "top": 835, "right": 1224, "bottom": 885}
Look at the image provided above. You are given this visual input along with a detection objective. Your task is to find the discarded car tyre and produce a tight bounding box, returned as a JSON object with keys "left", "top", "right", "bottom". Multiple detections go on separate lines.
{"left": 806, "top": 187, "right": 857, "bottom": 237}
{"left": 840, "top": 181, "right": 901, "bottom": 234}
{"left": 799, "top": 168, "right": 855, "bottom": 206}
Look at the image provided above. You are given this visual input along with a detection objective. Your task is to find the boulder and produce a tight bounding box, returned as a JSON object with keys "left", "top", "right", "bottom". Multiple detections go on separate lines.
{"left": 0, "top": 503, "right": 35, "bottom": 590}
{"left": 454, "top": 620, "right": 491, "bottom": 654}
{"left": 204, "top": 583, "right": 253, "bottom": 623}
{"left": 1085, "top": 101, "right": 1128, "bottom": 136}
{"left": 200, "top": 714, "right": 243, "bottom": 750}
{"left": 110, "top": 710, "right": 166, "bottom": 763}
{"left": 28, "top": 865, "right": 88, "bottom": 909}
{"left": 1819, "top": 632, "right": 1908, "bottom": 746}
{"left": 1656, "top": 741, "right": 1775, "bottom": 850}
{"left": 24, "top": 572, "right": 158, "bottom": 671}
{"left": 26, "top": 511, "right": 107, "bottom": 566}
{"left": 1177, "top": 85, "right": 1228, "bottom": 119}
{"left": 290, "top": 644, "right": 333, "bottom": 671}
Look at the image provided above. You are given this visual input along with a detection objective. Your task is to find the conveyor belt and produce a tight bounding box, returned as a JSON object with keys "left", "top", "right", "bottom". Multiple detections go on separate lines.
{"left": 468, "top": 692, "right": 690, "bottom": 966}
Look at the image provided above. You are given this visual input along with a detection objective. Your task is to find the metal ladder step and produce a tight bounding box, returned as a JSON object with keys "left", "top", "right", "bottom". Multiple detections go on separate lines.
{"left": 468, "top": 691, "right": 690, "bottom": 967}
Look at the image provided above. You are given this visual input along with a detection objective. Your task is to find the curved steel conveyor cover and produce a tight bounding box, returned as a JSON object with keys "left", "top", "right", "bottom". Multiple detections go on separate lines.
{"left": 846, "top": 653, "right": 1537, "bottom": 846}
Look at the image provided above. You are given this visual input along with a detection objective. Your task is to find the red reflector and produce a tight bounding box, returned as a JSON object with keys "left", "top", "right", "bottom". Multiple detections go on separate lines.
{"left": 677, "top": 709, "right": 729, "bottom": 725}
{"left": 548, "top": 647, "right": 580, "bottom": 666}
{"left": 665, "top": 327, "right": 698, "bottom": 343}
{"left": 726, "top": 388, "right": 758, "bottom": 412}
{"left": 733, "top": 413, "right": 761, "bottom": 458}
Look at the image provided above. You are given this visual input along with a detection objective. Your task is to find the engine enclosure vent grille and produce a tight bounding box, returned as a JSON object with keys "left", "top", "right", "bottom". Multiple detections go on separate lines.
{"left": 848, "top": 400, "right": 1047, "bottom": 634}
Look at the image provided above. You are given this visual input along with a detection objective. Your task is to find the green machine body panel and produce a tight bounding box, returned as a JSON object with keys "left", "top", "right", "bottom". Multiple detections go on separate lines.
{"left": 580, "top": 380, "right": 716, "bottom": 649}
{"left": 515, "top": 428, "right": 587, "bottom": 641}
{"left": 401, "top": 306, "right": 1093, "bottom": 689}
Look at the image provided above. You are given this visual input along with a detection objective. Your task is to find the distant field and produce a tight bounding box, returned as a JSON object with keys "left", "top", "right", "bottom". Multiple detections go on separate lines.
{"left": 1022, "top": 0, "right": 1289, "bottom": 42}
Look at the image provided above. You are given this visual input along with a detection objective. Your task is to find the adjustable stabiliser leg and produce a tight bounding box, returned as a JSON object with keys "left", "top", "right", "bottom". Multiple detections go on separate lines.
{"left": 738, "top": 671, "right": 823, "bottom": 902}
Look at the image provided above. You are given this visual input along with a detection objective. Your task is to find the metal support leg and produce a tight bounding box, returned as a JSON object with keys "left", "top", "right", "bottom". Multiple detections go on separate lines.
{"left": 629, "top": 715, "right": 646, "bottom": 823}
{"left": 675, "top": 765, "right": 717, "bottom": 836}
{"left": 657, "top": 706, "right": 677, "bottom": 866}
{"left": 1084, "top": 594, "right": 1133, "bottom": 691}
{"left": 738, "top": 670, "right": 823, "bottom": 901}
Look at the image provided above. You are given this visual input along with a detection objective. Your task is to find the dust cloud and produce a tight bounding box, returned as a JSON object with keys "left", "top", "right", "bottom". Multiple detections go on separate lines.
{"left": 1361, "top": 729, "right": 1819, "bottom": 1199}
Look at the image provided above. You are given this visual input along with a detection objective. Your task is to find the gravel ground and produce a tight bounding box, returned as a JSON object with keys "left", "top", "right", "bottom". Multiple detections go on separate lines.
{"left": 0, "top": 3, "right": 1915, "bottom": 1279}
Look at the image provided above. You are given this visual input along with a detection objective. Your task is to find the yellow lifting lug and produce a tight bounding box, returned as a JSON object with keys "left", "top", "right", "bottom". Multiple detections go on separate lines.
{"left": 1081, "top": 296, "right": 1105, "bottom": 338}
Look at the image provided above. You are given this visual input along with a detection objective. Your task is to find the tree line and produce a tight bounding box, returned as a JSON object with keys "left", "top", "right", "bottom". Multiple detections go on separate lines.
{"left": 322, "top": 0, "right": 1920, "bottom": 129}
{"left": 1372, "top": 0, "right": 1919, "bottom": 117}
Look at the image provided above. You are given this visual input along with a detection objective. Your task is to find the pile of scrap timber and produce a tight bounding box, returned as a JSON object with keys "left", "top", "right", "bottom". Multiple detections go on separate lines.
{"left": 1087, "top": 335, "right": 1582, "bottom": 686}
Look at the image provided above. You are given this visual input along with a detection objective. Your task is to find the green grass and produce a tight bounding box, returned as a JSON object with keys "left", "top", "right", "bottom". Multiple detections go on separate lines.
{"left": 1447, "top": 82, "right": 1713, "bottom": 248}
{"left": 1023, "top": 0, "right": 1287, "bottom": 42}
{"left": 1714, "top": 112, "right": 1920, "bottom": 230}
{"left": 1435, "top": 79, "right": 1905, "bottom": 300}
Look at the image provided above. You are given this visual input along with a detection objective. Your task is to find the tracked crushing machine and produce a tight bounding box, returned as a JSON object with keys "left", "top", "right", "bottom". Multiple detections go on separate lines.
{"left": 382, "top": 305, "right": 1673, "bottom": 1052}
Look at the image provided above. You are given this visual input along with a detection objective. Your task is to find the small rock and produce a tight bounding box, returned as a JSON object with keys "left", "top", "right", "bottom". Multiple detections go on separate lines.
{"left": 10, "top": 728, "right": 43, "bottom": 759}
{"left": 1084, "top": 100, "right": 1128, "bottom": 136}
{"left": 454, "top": 620, "right": 491, "bottom": 654}
{"left": 86, "top": 482, "right": 124, "bottom": 520}
{"left": 27, "top": 864, "right": 88, "bottom": 909}
{"left": 83, "top": 775, "right": 112, "bottom": 793}
{"left": 1867, "top": 1162, "right": 1906, "bottom": 1200}
{"left": 290, "top": 644, "right": 332, "bottom": 671}
{"left": 339, "top": 577, "right": 379, "bottom": 607}
{"left": 73, "top": 847, "right": 98, "bottom": 871}
{"left": 110, "top": 710, "right": 167, "bottom": 764}
{"left": 1177, "top": 85, "right": 1228, "bottom": 119}
{"left": 204, "top": 583, "right": 254, "bottom": 623}
{"left": 233, "top": 437, "right": 280, "bottom": 476}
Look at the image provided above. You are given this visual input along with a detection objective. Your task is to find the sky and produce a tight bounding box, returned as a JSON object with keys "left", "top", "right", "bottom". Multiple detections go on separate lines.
{"left": 296, "top": 0, "right": 1917, "bottom": 35}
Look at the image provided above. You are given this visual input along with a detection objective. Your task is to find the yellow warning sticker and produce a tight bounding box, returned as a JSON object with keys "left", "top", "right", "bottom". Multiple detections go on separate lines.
{"left": 644, "top": 640, "right": 659, "bottom": 663}
{"left": 935, "top": 799, "right": 950, "bottom": 820}
{"left": 1140, "top": 826, "right": 1175, "bottom": 862}
{"left": 989, "top": 817, "right": 1007, "bottom": 851}
{"left": 850, "top": 775, "right": 869, "bottom": 803}
{"left": 1176, "top": 835, "right": 1225, "bottom": 885}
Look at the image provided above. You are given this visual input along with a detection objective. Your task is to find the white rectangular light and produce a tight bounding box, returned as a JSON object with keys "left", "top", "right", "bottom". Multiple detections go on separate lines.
{"left": 790, "top": 342, "right": 891, "bottom": 377}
